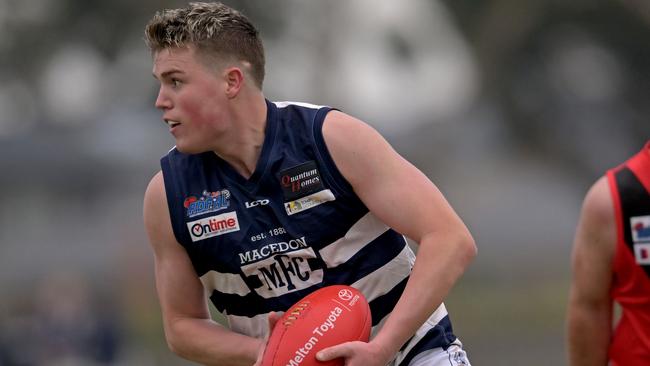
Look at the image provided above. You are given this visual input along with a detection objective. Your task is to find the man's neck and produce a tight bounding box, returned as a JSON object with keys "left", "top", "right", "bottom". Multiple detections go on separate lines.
{"left": 214, "top": 93, "right": 267, "bottom": 180}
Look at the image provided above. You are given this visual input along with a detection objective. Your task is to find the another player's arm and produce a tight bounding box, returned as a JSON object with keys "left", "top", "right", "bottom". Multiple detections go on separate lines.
{"left": 567, "top": 176, "right": 616, "bottom": 366}
{"left": 144, "top": 171, "right": 262, "bottom": 366}
{"left": 318, "top": 111, "right": 477, "bottom": 364}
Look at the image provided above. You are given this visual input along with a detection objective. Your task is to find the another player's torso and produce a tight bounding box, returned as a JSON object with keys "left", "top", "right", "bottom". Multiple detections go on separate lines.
{"left": 161, "top": 101, "right": 414, "bottom": 337}
{"left": 608, "top": 143, "right": 650, "bottom": 364}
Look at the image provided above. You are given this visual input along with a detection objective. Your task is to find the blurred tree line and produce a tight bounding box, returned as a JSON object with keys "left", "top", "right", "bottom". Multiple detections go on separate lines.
{"left": 444, "top": 0, "right": 650, "bottom": 175}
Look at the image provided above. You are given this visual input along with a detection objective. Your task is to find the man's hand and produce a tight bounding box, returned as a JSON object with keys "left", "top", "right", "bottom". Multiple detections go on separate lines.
{"left": 253, "top": 312, "right": 283, "bottom": 366}
{"left": 316, "top": 340, "right": 393, "bottom": 366}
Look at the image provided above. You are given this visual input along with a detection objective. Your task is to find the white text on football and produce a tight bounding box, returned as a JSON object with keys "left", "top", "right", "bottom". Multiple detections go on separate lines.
{"left": 286, "top": 306, "right": 344, "bottom": 366}
{"left": 311, "top": 307, "right": 343, "bottom": 336}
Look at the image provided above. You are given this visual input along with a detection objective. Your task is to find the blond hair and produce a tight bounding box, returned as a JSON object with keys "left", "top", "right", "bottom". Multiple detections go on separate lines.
{"left": 144, "top": 2, "right": 265, "bottom": 88}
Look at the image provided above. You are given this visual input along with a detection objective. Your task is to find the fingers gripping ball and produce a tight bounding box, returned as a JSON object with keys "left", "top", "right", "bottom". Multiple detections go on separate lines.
{"left": 261, "top": 285, "right": 372, "bottom": 366}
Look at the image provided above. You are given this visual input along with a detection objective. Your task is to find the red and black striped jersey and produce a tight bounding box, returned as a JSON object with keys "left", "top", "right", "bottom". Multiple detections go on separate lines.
{"left": 607, "top": 141, "right": 650, "bottom": 365}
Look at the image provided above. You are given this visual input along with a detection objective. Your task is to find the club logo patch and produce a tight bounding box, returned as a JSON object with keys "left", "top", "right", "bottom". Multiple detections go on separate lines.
{"left": 187, "top": 211, "right": 240, "bottom": 242}
{"left": 184, "top": 190, "right": 231, "bottom": 218}
{"left": 279, "top": 161, "right": 325, "bottom": 201}
{"left": 284, "top": 189, "right": 335, "bottom": 216}
{"left": 634, "top": 244, "right": 650, "bottom": 265}
{"left": 630, "top": 215, "right": 650, "bottom": 264}
{"left": 631, "top": 215, "right": 650, "bottom": 243}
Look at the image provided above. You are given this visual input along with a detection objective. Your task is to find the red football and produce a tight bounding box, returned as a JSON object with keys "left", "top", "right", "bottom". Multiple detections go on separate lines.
{"left": 261, "top": 285, "right": 372, "bottom": 366}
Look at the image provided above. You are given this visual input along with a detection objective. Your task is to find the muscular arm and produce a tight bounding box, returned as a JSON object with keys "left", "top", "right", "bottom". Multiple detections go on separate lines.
{"left": 319, "top": 111, "right": 477, "bottom": 363}
{"left": 567, "top": 176, "right": 616, "bottom": 366}
{"left": 144, "top": 171, "right": 262, "bottom": 366}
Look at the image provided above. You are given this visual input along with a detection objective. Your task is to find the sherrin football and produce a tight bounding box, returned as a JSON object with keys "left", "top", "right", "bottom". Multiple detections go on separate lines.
{"left": 261, "top": 285, "right": 372, "bottom": 366}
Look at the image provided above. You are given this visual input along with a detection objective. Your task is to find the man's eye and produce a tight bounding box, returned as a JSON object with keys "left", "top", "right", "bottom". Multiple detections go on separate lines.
{"left": 172, "top": 79, "right": 182, "bottom": 87}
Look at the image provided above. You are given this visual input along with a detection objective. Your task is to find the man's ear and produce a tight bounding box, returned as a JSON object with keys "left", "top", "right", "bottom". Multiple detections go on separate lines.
{"left": 224, "top": 67, "right": 244, "bottom": 98}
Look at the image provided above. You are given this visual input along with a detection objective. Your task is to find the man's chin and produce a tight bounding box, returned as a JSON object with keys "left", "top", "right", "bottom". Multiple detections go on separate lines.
{"left": 174, "top": 143, "right": 207, "bottom": 155}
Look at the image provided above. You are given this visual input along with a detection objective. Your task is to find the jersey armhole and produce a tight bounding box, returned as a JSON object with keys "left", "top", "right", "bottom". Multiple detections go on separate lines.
{"left": 160, "top": 154, "right": 191, "bottom": 246}
{"left": 311, "top": 108, "right": 356, "bottom": 196}
{"left": 627, "top": 147, "right": 650, "bottom": 193}
{"left": 607, "top": 169, "right": 625, "bottom": 276}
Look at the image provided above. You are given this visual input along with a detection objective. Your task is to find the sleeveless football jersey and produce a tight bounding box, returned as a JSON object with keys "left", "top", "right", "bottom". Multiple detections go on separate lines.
{"left": 607, "top": 142, "right": 650, "bottom": 365}
{"left": 160, "top": 100, "right": 459, "bottom": 365}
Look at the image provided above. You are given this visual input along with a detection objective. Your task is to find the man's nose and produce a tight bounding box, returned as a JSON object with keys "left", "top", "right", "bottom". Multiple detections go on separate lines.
{"left": 155, "top": 87, "right": 171, "bottom": 110}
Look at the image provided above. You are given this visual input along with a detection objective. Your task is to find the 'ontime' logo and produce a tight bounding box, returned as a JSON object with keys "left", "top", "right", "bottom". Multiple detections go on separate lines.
{"left": 187, "top": 211, "right": 240, "bottom": 242}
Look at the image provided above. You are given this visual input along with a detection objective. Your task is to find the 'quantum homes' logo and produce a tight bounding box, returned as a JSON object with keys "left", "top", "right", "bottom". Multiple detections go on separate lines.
{"left": 279, "top": 161, "right": 324, "bottom": 201}
{"left": 184, "top": 190, "right": 231, "bottom": 218}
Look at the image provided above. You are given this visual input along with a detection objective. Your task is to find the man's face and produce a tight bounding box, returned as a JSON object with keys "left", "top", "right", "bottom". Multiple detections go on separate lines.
{"left": 152, "top": 46, "right": 229, "bottom": 154}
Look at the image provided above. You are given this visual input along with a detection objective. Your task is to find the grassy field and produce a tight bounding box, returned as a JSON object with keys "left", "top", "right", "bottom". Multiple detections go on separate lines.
{"left": 445, "top": 278, "right": 571, "bottom": 365}
{"left": 200, "top": 277, "right": 571, "bottom": 366}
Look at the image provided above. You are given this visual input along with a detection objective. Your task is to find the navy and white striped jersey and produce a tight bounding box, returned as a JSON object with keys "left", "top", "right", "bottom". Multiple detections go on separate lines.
{"left": 161, "top": 100, "right": 458, "bottom": 362}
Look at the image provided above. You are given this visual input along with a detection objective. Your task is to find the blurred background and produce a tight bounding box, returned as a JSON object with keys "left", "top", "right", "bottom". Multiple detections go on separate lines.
{"left": 1, "top": 0, "right": 649, "bottom": 364}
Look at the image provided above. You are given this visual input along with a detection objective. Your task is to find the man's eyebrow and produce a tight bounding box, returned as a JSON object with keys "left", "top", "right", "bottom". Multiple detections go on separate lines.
{"left": 152, "top": 69, "right": 184, "bottom": 79}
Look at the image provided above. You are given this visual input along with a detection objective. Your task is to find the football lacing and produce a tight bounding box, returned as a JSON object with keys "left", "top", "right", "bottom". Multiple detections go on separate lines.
{"left": 282, "top": 302, "right": 310, "bottom": 326}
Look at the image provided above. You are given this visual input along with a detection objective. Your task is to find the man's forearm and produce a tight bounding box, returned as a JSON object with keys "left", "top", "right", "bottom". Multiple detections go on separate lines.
{"left": 165, "top": 317, "right": 262, "bottom": 366}
{"left": 371, "top": 230, "right": 476, "bottom": 358}
{"left": 567, "top": 304, "right": 612, "bottom": 366}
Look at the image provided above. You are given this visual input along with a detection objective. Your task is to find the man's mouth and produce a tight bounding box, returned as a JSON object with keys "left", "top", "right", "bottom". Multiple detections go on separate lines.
{"left": 165, "top": 119, "right": 181, "bottom": 128}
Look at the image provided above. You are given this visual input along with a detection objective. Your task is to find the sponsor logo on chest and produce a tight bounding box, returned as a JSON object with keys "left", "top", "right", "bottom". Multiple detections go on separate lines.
{"left": 279, "top": 161, "right": 336, "bottom": 215}
{"left": 245, "top": 199, "right": 270, "bottom": 208}
{"left": 279, "top": 161, "right": 325, "bottom": 201}
{"left": 284, "top": 189, "right": 335, "bottom": 215}
{"left": 184, "top": 190, "right": 231, "bottom": 218}
{"left": 187, "top": 211, "right": 240, "bottom": 242}
{"left": 630, "top": 215, "right": 650, "bottom": 265}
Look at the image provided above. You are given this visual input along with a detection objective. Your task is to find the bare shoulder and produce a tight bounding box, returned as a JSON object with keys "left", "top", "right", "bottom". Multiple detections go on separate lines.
{"left": 321, "top": 110, "right": 386, "bottom": 148}
{"left": 321, "top": 110, "right": 398, "bottom": 187}
{"left": 580, "top": 176, "right": 615, "bottom": 229}
{"left": 145, "top": 170, "right": 165, "bottom": 195}
{"left": 573, "top": 175, "right": 616, "bottom": 260}
{"left": 143, "top": 171, "right": 175, "bottom": 251}
{"left": 319, "top": 110, "right": 466, "bottom": 242}
{"left": 144, "top": 170, "right": 165, "bottom": 200}
{"left": 144, "top": 171, "right": 166, "bottom": 220}
{"left": 322, "top": 110, "right": 371, "bottom": 132}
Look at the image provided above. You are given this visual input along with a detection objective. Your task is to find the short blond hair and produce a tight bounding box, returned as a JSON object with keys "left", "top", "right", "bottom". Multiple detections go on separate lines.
{"left": 144, "top": 2, "right": 265, "bottom": 88}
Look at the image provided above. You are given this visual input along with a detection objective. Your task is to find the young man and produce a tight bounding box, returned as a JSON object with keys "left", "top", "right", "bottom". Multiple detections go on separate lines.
{"left": 142, "top": 3, "right": 476, "bottom": 366}
{"left": 567, "top": 142, "right": 650, "bottom": 365}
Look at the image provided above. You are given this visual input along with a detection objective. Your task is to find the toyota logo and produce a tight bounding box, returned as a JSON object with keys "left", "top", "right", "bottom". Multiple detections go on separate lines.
{"left": 338, "top": 289, "right": 353, "bottom": 301}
